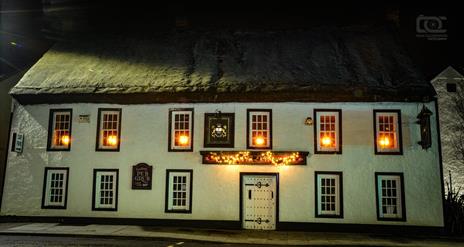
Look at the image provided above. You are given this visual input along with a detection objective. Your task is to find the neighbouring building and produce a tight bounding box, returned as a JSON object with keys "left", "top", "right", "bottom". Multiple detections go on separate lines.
{"left": 0, "top": 72, "right": 24, "bottom": 207}
{"left": 1, "top": 27, "right": 445, "bottom": 232}
{"left": 431, "top": 66, "right": 464, "bottom": 190}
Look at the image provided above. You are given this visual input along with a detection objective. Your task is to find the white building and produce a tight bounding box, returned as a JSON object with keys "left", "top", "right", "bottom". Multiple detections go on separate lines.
{"left": 431, "top": 66, "right": 464, "bottom": 190}
{"left": 1, "top": 28, "right": 445, "bottom": 232}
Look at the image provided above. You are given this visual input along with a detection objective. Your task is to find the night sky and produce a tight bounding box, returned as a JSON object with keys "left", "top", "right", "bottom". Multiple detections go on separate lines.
{"left": 1, "top": 1, "right": 463, "bottom": 81}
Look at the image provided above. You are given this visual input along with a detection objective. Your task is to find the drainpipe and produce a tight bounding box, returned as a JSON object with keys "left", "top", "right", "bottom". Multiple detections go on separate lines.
{"left": 0, "top": 99, "right": 15, "bottom": 210}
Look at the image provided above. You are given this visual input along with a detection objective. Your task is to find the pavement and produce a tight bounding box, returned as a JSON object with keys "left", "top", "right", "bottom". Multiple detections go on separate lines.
{"left": 0, "top": 222, "right": 463, "bottom": 246}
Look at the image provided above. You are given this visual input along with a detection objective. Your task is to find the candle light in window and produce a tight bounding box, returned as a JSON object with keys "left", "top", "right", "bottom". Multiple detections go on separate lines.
{"left": 321, "top": 136, "right": 332, "bottom": 147}
{"left": 379, "top": 136, "right": 390, "bottom": 147}
{"left": 254, "top": 136, "right": 265, "bottom": 146}
{"left": 107, "top": 135, "right": 118, "bottom": 146}
{"left": 61, "top": 135, "right": 70, "bottom": 145}
{"left": 178, "top": 135, "right": 189, "bottom": 146}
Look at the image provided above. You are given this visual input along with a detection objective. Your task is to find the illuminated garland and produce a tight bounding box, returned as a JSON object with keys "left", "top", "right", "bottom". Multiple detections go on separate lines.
{"left": 203, "top": 151, "right": 304, "bottom": 166}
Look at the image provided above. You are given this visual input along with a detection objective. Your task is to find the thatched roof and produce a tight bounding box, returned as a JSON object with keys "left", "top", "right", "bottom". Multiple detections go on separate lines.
{"left": 11, "top": 26, "right": 435, "bottom": 104}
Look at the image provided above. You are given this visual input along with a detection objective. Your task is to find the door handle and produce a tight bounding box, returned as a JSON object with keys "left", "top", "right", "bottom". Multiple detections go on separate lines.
{"left": 248, "top": 190, "right": 252, "bottom": 199}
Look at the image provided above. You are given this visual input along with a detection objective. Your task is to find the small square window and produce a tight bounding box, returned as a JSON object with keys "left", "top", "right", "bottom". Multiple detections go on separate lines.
{"left": 93, "top": 169, "right": 118, "bottom": 211}
{"left": 447, "top": 83, "right": 457, "bottom": 92}
{"left": 169, "top": 109, "right": 194, "bottom": 151}
{"left": 374, "top": 110, "right": 402, "bottom": 154}
{"left": 375, "top": 173, "right": 405, "bottom": 221}
{"left": 96, "top": 109, "right": 121, "bottom": 151}
{"left": 314, "top": 110, "right": 342, "bottom": 154}
{"left": 47, "top": 109, "right": 72, "bottom": 151}
{"left": 165, "top": 170, "right": 193, "bottom": 213}
{"left": 42, "top": 167, "right": 69, "bottom": 209}
{"left": 247, "top": 110, "right": 272, "bottom": 149}
{"left": 315, "top": 172, "right": 343, "bottom": 217}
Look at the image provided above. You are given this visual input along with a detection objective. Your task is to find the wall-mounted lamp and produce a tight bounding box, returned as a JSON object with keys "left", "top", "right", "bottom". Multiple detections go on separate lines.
{"left": 416, "top": 105, "right": 433, "bottom": 150}
{"left": 304, "top": 117, "right": 313, "bottom": 126}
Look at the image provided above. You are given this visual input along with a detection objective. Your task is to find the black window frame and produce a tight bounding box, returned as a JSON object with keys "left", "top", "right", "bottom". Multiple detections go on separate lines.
{"left": 165, "top": 169, "right": 193, "bottom": 213}
{"left": 314, "top": 171, "right": 343, "bottom": 218}
{"left": 95, "top": 108, "right": 122, "bottom": 152}
{"left": 373, "top": 110, "right": 403, "bottom": 155}
{"left": 313, "top": 109, "right": 342, "bottom": 154}
{"left": 168, "top": 108, "right": 194, "bottom": 152}
{"left": 246, "top": 109, "right": 273, "bottom": 150}
{"left": 41, "top": 167, "right": 70, "bottom": 209}
{"left": 375, "top": 172, "right": 406, "bottom": 221}
{"left": 92, "top": 169, "right": 119, "bottom": 211}
{"left": 47, "top": 109, "right": 73, "bottom": 152}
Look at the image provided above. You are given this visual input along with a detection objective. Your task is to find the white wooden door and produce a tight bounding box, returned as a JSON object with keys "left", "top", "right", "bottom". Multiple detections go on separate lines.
{"left": 242, "top": 175, "right": 277, "bottom": 230}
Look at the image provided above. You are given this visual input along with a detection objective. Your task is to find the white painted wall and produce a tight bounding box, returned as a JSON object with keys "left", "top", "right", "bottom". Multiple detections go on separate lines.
{"left": 1, "top": 101, "right": 444, "bottom": 227}
{"left": 432, "top": 66, "right": 464, "bottom": 191}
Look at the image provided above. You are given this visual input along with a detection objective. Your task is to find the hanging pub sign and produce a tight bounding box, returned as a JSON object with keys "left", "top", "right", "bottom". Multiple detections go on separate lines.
{"left": 204, "top": 112, "right": 235, "bottom": 148}
{"left": 132, "top": 163, "right": 152, "bottom": 190}
{"left": 416, "top": 105, "right": 433, "bottom": 150}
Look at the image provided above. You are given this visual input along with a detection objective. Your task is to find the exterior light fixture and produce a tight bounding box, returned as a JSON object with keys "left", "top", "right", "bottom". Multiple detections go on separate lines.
{"left": 178, "top": 135, "right": 190, "bottom": 146}
{"left": 254, "top": 136, "right": 265, "bottom": 146}
{"left": 107, "top": 135, "right": 118, "bottom": 146}
{"left": 416, "top": 105, "right": 433, "bottom": 149}
{"left": 304, "top": 117, "right": 313, "bottom": 126}
{"left": 61, "top": 135, "right": 70, "bottom": 145}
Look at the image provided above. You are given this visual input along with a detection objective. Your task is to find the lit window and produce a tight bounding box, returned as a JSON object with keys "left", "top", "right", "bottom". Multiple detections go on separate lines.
{"left": 169, "top": 109, "right": 194, "bottom": 151}
{"left": 96, "top": 109, "right": 121, "bottom": 151}
{"left": 316, "top": 172, "right": 342, "bottom": 217}
{"left": 47, "top": 109, "right": 72, "bottom": 151}
{"left": 376, "top": 173, "right": 405, "bottom": 220}
{"left": 93, "top": 169, "right": 118, "bottom": 211}
{"left": 374, "top": 110, "right": 402, "bottom": 154}
{"left": 247, "top": 110, "right": 272, "bottom": 149}
{"left": 166, "top": 170, "right": 192, "bottom": 213}
{"left": 314, "top": 110, "right": 341, "bottom": 154}
{"left": 42, "top": 168, "right": 69, "bottom": 209}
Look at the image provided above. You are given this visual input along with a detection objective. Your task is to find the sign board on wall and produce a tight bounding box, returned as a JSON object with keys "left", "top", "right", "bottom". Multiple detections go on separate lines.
{"left": 132, "top": 163, "right": 152, "bottom": 190}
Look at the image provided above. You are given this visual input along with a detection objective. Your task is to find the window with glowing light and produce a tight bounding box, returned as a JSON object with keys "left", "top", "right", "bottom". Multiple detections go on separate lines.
{"left": 169, "top": 109, "right": 194, "bottom": 151}
{"left": 315, "top": 172, "right": 343, "bottom": 218}
{"left": 92, "top": 169, "right": 118, "bottom": 211}
{"left": 375, "top": 173, "right": 405, "bottom": 221}
{"left": 247, "top": 109, "right": 272, "bottom": 149}
{"left": 41, "top": 167, "right": 69, "bottom": 209}
{"left": 314, "top": 110, "right": 341, "bottom": 154}
{"left": 374, "top": 110, "right": 402, "bottom": 154}
{"left": 47, "top": 109, "right": 72, "bottom": 151}
{"left": 96, "top": 109, "right": 122, "bottom": 151}
{"left": 165, "top": 170, "right": 193, "bottom": 213}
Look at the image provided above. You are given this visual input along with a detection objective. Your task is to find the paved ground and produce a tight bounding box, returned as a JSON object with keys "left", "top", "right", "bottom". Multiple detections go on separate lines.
{"left": 0, "top": 223, "right": 463, "bottom": 246}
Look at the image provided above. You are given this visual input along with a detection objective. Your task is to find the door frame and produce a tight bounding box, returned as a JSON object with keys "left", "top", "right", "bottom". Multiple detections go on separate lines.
{"left": 239, "top": 172, "right": 279, "bottom": 229}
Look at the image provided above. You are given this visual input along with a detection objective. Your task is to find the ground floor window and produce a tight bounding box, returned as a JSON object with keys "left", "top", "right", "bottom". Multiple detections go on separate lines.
{"left": 92, "top": 169, "right": 118, "bottom": 211}
{"left": 315, "top": 172, "right": 343, "bottom": 217}
{"left": 42, "top": 167, "right": 69, "bottom": 209}
{"left": 165, "top": 169, "right": 193, "bottom": 213}
{"left": 375, "top": 173, "right": 405, "bottom": 220}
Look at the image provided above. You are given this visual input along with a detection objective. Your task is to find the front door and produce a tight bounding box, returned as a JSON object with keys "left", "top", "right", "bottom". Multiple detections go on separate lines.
{"left": 241, "top": 174, "right": 277, "bottom": 230}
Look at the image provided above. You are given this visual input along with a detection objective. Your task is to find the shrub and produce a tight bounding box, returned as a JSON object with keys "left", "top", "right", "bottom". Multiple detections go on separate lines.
{"left": 444, "top": 171, "right": 464, "bottom": 235}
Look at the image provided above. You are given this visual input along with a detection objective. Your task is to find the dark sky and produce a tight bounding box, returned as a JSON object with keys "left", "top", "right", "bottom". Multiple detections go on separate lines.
{"left": 1, "top": 1, "right": 463, "bottom": 81}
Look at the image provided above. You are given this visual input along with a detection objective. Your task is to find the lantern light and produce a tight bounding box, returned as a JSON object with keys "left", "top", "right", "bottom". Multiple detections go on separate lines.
{"left": 107, "top": 135, "right": 118, "bottom": 146}
{"left": 321, "top": 136, "right": 332, "bottom": 146}
{"left": 178, "top": 135, "right": 190, "bottom": 146}
{"left": 416, "top": 105, "right": 433, "bottom": 150}
{"left": 379, "top": 136, "right": 391, "bottom": 147}
{"left": 254, "top": 136, "right": 265, "bottom": 146}
{"left": 61, "top": 135, "right": 70, "bottom": 145}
